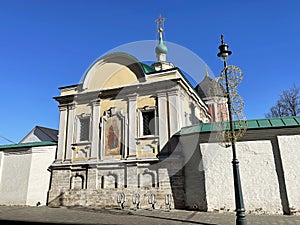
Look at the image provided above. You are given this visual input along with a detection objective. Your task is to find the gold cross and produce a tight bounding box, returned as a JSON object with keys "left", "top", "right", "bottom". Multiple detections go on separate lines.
{"left": 155, "top": 14, "right": 166, "bottom": 29}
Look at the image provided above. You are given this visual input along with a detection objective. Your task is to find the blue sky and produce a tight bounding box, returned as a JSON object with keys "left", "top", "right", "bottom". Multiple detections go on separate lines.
{"left": 0, "top": 0, "right": 299, "bottom": 144}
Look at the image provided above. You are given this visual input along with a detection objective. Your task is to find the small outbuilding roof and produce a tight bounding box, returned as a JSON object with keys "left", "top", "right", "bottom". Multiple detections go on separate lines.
{"left": 19, "top": 126, "right": 58, "bottom": 143}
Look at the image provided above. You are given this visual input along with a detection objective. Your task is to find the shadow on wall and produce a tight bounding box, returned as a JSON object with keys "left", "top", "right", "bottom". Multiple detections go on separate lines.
{"left": 271, "top": 138, "right": 291, "bottom": 215}
{"left": 158, "top": 134, "right": 207, "bottom": 210}
{"left": 47, "top": 191, "right": 65, "bottom": 207}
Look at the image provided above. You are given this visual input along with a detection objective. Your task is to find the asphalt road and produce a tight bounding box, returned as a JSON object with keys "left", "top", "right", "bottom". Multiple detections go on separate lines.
{"left": 0, "top": 206, "right": 299, "bottom": 225}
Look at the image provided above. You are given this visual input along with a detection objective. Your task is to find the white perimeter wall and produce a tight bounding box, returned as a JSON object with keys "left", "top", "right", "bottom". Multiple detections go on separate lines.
{"left": 277, "top": 135, "right": 300, "bottom": 213}
{"left": 26, "top": 146, "right": 56, "bottom": 206}
{"left": 0, "top": 149, "right": 32, "bottom": 205}
{"left": 199, "top": 139, "right": 286, "bottom": 214}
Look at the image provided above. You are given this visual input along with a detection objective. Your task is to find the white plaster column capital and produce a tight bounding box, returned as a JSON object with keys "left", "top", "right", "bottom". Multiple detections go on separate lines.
{"left": 59, "top": 105, "right": 68, "bottom": 111}
{"left": 68, "top": 103, "right": 76, "bottom": 110}
{"left": 167, "top": 88, "right": 180, "bottom": 97}
{"left": 156, "top": 91, "right": 167, "bottom": 98}
{"left": 128, "top": 93, "right": 138, "bottom": 101}
{"left": 91, "top": 98, "right": 101, "bottom": 106}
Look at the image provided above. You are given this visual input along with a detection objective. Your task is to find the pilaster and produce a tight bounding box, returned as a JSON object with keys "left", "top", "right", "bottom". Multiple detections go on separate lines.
{"left": 168, "top": 89, "right": 181, "bottom": 136}
{"left": 56, "top": 105, "right": 67, "bottom": 162}
{"left": 91, "top": 99, "right": 101, "bottom": 160}
{"left": 65, "top": 104, "right": 75, "bottom": 161}
{"left": 128, "top": 94, "right": 137, "bottom": 157}
{"left": 157, "top": 92, "right": 168, "bottom": 152}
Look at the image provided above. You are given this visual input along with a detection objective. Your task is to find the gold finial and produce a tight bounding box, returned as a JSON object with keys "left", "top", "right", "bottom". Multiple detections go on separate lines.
{"left": 155, "top": 14, "right": 166, "bottom": 33}
{"left": 205, "top": 64, "right": 209, "bottom": 77}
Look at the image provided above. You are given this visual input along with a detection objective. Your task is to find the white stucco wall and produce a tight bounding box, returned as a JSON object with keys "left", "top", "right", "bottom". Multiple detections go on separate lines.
{"left": 0, "top": 149, "right": 32, "bottom": 205}
{"left": 26, "top": 146, "right": 56, "bottom": 206}
{"left": 200, "top": 140, "right": 282, "bottom": 214}
{"left": 0, "top": 145, "right": 56, "bottom": 206}
{"left": 277, "top": 135, "right": 300, "bottom": 213}
{"left": 200, "top": 142, "right": 235, "bottom": 211}
{"left": 0, "top": 152, "right": 3, "bottom": 188}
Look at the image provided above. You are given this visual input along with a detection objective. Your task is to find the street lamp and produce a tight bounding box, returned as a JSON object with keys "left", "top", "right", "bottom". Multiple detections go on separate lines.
{"left": 217, "top": 34, "right": 247, "bottom": 225}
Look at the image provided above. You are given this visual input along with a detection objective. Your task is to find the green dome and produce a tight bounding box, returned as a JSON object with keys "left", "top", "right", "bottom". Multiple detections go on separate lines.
{"left": 155, "top": 38, "right": 168, "bottom": 54}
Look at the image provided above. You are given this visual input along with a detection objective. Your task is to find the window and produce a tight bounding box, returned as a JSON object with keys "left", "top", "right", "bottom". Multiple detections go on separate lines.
{"left": 142, "top": 110, "right": 155, "bottom": 135}
{"left": 139, "top": 107, "right": 157, "bottom": 137}
{"left": 78, "top": 116, "right": 90, "bottom": 142}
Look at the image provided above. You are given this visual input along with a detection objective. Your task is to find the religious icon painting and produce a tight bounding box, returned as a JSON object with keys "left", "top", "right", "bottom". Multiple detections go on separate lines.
{"left": 104, "top": 115, "right": 122, "bottom": 156}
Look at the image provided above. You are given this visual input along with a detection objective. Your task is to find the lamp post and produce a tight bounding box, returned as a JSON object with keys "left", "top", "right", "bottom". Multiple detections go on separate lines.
{"left": 217, "top": 34, "right": 247, "bottom": 225}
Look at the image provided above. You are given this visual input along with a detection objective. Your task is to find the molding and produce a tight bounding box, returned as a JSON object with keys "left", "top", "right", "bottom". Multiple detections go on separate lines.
{"left": 97, "top": 79, "right": 179, "bottom": 99}
{"left": 146, "top": 67, "right": 177, "bottom": 78}
{"left": 58, "top": 105, "right": 68, "bottom": 111}
{"left": 54, "top": 95, "right": 75, "bottom": 105}
{"left": 167, "top": 88, "right": 180, "bottom": 96}
{"left": 91, "top": 98, "right": 101, "bottom": 106}
{"left": 50, "top": 157, "right": 160, "bottom": 168}
{"left": 156, "top": 91, "right": 167, "bottom": 98}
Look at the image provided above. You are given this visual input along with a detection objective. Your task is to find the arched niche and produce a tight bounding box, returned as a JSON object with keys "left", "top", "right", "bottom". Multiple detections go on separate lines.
{"left": 70, "top": 174, "right": 84, "bottom": 190}
{"left": 101, "top": 174, "right": 118, "bottom": 189}
{"left": 138, "top": 169, "right": 156, "bottom": 188}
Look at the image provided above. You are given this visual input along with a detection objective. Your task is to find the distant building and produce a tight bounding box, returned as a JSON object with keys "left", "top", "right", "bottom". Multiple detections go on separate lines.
{"left": 20, "top": 126, "right": 58, "bottom": 143}
{"left": 0, "top": 126, "right": 57, "bottom": 206}
{"left": 195, "top": 71, "right": 228, "bottom": 122}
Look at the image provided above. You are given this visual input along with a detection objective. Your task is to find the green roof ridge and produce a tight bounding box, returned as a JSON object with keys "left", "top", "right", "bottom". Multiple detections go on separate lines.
{"left": 177, "top": 116, "right": 300, "bottom": 136}
{"left": 0, "top": 141, "right": 57, "bottom": 150}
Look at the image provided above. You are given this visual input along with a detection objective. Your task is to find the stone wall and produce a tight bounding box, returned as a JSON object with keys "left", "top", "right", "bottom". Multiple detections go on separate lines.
{"left": 48, "top": 157, "right": 185, "bottom": 209}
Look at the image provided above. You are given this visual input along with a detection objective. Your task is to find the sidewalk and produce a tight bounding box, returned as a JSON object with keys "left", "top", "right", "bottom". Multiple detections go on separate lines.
{"left": 0, "top": 205, "right": 299, "bottom": 225}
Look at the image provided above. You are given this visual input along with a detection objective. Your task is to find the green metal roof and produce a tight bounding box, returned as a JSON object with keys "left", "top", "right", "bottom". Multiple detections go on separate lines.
{"left": 140, "top": 62, "right": 156, "bottom": 74}
{"left": 177, "top": 116, "right": 300, "bottom": 136}
{"left": 0, "top": 141, "right": 57, "bottom": 150}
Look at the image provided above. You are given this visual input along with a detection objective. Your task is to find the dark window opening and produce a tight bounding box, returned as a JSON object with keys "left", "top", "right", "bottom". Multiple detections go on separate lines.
{"left": 142, "top": 110, "right": 155, "bottom": 136}
{"left": 80, "top": 117, "right": 90, "bottom": 141}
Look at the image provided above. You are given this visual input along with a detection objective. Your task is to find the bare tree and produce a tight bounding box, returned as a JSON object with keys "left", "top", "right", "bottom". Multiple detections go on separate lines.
{"left": 265, "top": 84, "right": 300, "bottom": 118}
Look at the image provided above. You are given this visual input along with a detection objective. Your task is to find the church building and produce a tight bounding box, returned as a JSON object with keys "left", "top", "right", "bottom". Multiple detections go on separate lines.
{"left": 47, "top": 17, "right": 300, "bottom": 215}
{"left": 47, "top": 16, "right": 216, "bottom": 209}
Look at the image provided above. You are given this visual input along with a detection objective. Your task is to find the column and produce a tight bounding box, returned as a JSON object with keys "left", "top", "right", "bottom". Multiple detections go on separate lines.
{"left": 56, "top": 105, "right": 67, "bottom": 162}
{"left": 65, "top": 104, "right": 75, "bottom": 161}
{"left": 90, "top": 99, "right": 101, "bottom": 160}
{"left": 168, "top": 89, "right": 180, "bottom": 137}
{"left": 157, "top": 92, "right": 168, "bottom": 152}
{"left": 128, "top": 94, "right": 137, "bottom": 157}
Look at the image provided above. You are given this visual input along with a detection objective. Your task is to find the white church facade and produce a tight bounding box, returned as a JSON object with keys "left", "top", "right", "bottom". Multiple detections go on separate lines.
{"left": 47, "top": 46, "right": 212, "bottom": 209}
{"left": 44, "top": 18, "right": 300, "bottom": 215}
